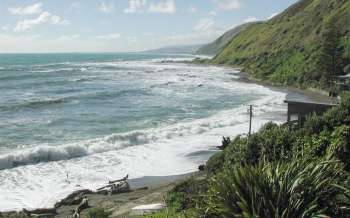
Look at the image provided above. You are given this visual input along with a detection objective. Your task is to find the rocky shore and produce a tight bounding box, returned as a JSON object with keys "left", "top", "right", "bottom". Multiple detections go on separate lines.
{"left": 0, "top": 172, "right": 202, "bottom": 218}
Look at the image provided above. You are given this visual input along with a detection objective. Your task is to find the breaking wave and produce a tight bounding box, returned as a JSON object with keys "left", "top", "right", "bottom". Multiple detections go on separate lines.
{"left": 0, "top": 104, "right": 255, "bottom": 170}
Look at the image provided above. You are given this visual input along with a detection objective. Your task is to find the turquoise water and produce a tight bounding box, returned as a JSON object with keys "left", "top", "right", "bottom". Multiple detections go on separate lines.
{"left": 0, "top": 53, "right": 286, "bottom": 210}
{"left": 0, "top": 53, "right": 256, "bottom": 152}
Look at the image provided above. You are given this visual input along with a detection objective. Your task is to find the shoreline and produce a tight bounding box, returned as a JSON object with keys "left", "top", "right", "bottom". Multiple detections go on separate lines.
{"left": 236, "top": 71, "right": 333, "bottom": 102}
{"left": 1, "top": 171, "right": 203, "bottom": 217}
{"left": 185, "top": 60, "right": 335, "bottom": 104}
{"left": 0, "top": 61, "right": 335, "bottom": 217}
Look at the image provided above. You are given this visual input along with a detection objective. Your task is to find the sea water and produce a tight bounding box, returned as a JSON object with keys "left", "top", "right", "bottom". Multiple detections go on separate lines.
{"left": 0, "top": 53, "right": 286, "bottom": 210}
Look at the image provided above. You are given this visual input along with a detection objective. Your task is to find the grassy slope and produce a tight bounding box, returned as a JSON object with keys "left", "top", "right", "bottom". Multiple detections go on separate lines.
{"left": 212, "top": 0, "right": 350, "bottom": 87}
{"left": 196, "top": 23, "right": 254, "bottom": 55}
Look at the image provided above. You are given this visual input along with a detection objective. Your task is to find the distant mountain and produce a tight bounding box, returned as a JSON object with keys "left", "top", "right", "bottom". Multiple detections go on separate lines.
{"left": 211, "top": 0, "right": 350, "bottom": 87}
{"left": 144, "top": 44, "right": 203, "bottom": 54}
{"left": 196, "top": 23, "right": 255, "bottom": 56}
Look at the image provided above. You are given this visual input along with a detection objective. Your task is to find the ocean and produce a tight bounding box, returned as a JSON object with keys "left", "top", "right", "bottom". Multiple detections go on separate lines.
{"left": 0, "top": 53, "right": 286, "bottom": 210}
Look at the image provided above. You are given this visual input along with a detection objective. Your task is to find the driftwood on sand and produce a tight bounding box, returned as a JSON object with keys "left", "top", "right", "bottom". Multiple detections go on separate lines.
{"left": 97, "top": 175, "right": 131, "bottom": 195}
{"left": 108, "top": 174, "right": 129, "bottom": 184}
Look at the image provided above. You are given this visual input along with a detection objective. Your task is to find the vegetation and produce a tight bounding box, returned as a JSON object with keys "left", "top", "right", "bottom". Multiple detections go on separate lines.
{"left": 149, "top": 93, "right": 350, "bottom": 217}
{"left": 318, "top": 18, "right": 344, "bottom": 86}
{"left": 86, "top": 207, "right": 112, "bottom": 218}
{"left": 209, "top": 0, "right": 350, "bottom": 89}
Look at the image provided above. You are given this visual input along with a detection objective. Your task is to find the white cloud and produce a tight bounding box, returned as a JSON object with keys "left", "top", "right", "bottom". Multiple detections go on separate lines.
{"left": 164, "top": 17, "right": 224, "bottom": 44}
{"left": 99, "top": 2, "right": 115, "bottom": 13}
{"left": 212, "top": 0, "right": 241, "bottom": 11}
{"left": 8, "top": 3, "right": 43, "bottom": 15}
{"left": 97, "top": 33, "right": 121, "bottom": 40}
{"left": 124, "top": 0, "right": 147, "bottom": 13}
{"left": 1, "top": 26, "right": 9, "bottom": 31}
{"left": 125, "top": 0, "right": 177, "bottom": 14}
{"left": 57, "top": 34, "right": 80, "bottom": 41}
{"left": 194, "top": 18, "right": 215, "bottom": 32}
{"left": 244, "top": 16, "right": 257, "bottom": 23}
{"left": 14, "top": 12, "right": 70, "bottom": 31}
{"left": 149, "top": 0, "right": 176, "bottom": 14}
{"left": 267, "top": 12, "right": 279, "bottom": 20}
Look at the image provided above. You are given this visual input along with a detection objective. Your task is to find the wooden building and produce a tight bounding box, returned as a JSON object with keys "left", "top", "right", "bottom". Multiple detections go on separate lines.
{"left": 284, "top": 100, "right": 337, "bottom": 126}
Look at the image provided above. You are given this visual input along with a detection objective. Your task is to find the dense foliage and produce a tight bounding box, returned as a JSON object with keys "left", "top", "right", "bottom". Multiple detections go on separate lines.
{"left": 86, "top": 207, "right": 112, "bottom": 218}
{"left": 150, "top": 94, "right": 350, "bottom": 217}
{"left": 210, "top": 0, "right": 350, "bottom": 89}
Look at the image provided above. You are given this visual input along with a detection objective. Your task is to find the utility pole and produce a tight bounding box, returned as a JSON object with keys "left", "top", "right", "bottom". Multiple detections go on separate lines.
{"left": 248, "top": 105, "right": 253, "bottom": 138}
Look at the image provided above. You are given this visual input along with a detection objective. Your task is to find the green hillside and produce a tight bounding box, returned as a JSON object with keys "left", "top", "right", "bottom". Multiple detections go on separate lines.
{"left": 144, "top": 44, "right": 203, "bottom": 54}
{"left": 196, "top": 23, "right": 254, "bottom": 55}
{"left": 212, "top": 0, "right": 350, "bottom": 88}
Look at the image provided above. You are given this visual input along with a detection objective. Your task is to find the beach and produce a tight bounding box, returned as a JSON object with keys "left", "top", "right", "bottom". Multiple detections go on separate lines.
{"left": 1, "top": 172, "right": 202, "bottom": 217}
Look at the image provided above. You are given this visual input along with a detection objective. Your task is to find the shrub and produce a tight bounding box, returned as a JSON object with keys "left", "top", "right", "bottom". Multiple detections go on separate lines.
{"left": 167, "top": 177, "right": 207, "bottom": 212}
{"left": 199, "top": 159, "right": 347, "bottom": 218}
{"left": 223, "top": 123, "right": 295, "bottom": 167}
{"left": 328, "top": 125, "right": 350, "bottom": 170}
{"left": 218, "top": 137, "right": 231, "bottom": 150}
{"left": 86, "top": 207, "right": 112, "bottom": 218}
{"left": 206, "top": 151, "right": 225, "bottom": 175}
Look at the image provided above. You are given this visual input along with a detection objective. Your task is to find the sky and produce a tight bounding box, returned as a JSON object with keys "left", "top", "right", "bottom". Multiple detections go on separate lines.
{"left": 0, "top": 0, "right": 298, "bottom": 53}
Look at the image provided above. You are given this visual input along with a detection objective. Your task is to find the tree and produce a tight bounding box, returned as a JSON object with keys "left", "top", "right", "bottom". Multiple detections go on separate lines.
{"left": 343, "top": 36, "right": 350, "bottom": 74}
{"left": 318, "top": 19, "right": 343, "bottom": 86}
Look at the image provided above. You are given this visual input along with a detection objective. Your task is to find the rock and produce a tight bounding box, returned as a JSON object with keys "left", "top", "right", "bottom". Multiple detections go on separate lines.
{"left": 54, "top": 189, "right": 93, "bottom": 208}
{"left": 23, "top": 208, "right": 56, "bottom": 217}
{"left": 198, "top": 164, "right": 205, "bottom": 171}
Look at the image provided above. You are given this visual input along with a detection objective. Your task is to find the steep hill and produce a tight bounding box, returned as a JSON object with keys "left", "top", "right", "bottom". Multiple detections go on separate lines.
{"left": 143, "top": 44, "right": 203, "bottom": 54}
{"left": 196, "top": 23, "right": 254, "bottom": 55}
{"left": 212, "top": 0, "right": 350, "bottom": 87}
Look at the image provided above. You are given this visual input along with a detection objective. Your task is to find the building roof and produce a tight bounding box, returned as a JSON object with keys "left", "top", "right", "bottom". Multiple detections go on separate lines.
{"left": 284, "top": 99, "right": 338, "bottom": 106}
{"left": 338, "top": 73, "right": 350, "bottom": 78}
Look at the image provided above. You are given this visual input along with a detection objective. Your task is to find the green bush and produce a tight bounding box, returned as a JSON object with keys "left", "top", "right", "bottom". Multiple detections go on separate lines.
{"left": 166, "top": 93, "right": 350, "bottom": 217}
{"left": 199, "top": 159, "right": 347, "bottom": 218}
{"left": 222, "top": 123, "right": 294, "bottom": 168}
{"left": 205, "top": 151, "right": 225, "bottom": 175}
{"left": 86, "top": 207, "right": 112, "bottom": 218}
{"left": 328, "top": 125, "right": 350, "bottom": 170}
{"left": 167, "top": 177, "right": 207, "bottom": 212}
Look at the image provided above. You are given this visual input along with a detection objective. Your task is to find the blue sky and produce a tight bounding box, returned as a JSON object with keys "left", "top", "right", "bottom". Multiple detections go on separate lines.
{"left": 0, "top": 0, "right": 297, "bottom": 53}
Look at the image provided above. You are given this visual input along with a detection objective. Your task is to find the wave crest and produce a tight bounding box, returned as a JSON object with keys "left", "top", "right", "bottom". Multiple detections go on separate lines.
{"left": 0, "top": 107, "right": 249, "bottom": 170}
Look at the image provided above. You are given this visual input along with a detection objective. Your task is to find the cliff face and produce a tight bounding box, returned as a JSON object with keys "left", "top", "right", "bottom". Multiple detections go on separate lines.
{"left": 211, "top": 0, "right": 350, "bottom": 86}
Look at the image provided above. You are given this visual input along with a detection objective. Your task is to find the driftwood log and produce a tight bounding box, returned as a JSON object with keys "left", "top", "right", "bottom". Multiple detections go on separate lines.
{"left": 23, "top": 208, "right": 57, "bottom": 217}
{"left": 108, "top": 174, "right": 129, "bottom": 184}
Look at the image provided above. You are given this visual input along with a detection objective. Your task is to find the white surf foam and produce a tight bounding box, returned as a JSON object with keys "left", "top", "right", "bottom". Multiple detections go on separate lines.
{"left": 0, "top": 58, "right": 287, "bottom": 211}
